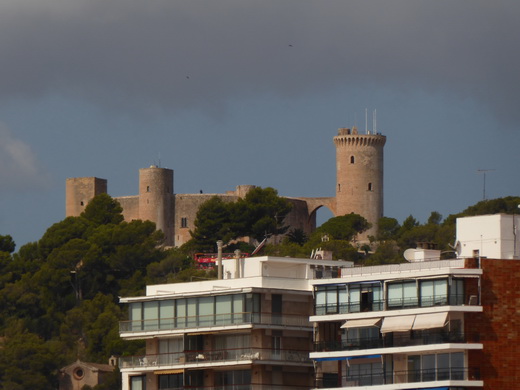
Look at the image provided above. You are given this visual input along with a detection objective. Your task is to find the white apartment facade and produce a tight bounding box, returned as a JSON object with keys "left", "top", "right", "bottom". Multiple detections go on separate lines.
{"left": 119, "top": 256, "right": 351, "bottom": 390}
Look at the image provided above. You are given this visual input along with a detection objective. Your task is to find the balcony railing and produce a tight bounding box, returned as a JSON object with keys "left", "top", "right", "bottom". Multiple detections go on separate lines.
{"left": 314, "top": 294, "right": 465, "bottom": 315}
{"left": 185, "top": 386, "right": 311, "bottom": 390}
{"left": 119, "top": 347, "right": 311, "bottom": 369}
{"left": 314, "top": 330, "right": 478, "bottom": 352}
{"left": 120, "top": 312, "right": 312, "bottom": 333}
{"left": 317, "top": 367, "right": 480, "bottom": 388}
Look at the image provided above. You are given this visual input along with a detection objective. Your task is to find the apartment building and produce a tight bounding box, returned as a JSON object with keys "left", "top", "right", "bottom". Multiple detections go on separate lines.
{"left": 119, "top": 214, "right": 520, "bottom": 389}
{"left": 118, "top": 255, "right": 350, "bottom": 390}
{"left": 309, "top": 214, "right": 520, "bottom": 390}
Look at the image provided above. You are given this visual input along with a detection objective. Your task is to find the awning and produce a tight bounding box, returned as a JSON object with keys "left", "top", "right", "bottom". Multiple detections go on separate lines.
{"left": 412, "top": 312, "right": 448, "bottom": 330}
{"left": 346, "top": 354, "right": 382, "bottom": 360}
{"left": 154, "top": 369, "right": 184, "bottom": 375}
{"left": 341, "top": 318, "right": 382, "bottom": 329}
{"left": 381, "top": 315, "right": 415, "bottom": 333}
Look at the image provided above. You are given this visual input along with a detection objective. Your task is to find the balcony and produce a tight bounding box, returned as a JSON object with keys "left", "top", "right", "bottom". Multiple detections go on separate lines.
{"left": 314, "top": 330, "right": 478, "bottom": 352}
{"left": 119, "top": 347, "right": 312, "bottom": 369}
{"left": 314, "top": 294, "right": 466, "bottom": 316}
{"left": 317, "top": 367, "right": 481, "bottom": 388}
{"left": 120, "top": 312, "right": 312, "bottom": 334}
{"left": 181, "top": 386, "right": 311, "bottom": 390}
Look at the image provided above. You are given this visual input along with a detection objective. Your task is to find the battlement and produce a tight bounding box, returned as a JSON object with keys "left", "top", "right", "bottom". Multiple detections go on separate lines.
{"left": 333, "top": 132, "right": 386, "bottom": 148}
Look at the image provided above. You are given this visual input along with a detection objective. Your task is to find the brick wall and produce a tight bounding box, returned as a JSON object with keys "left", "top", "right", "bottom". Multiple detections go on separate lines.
{"left": 467, "top": 258, "right": 520, "bottom": 388}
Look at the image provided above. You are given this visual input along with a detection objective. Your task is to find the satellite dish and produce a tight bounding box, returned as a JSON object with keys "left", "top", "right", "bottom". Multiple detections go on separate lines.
{"left": 403, "top": 248, "right": 416, "bottom": 262}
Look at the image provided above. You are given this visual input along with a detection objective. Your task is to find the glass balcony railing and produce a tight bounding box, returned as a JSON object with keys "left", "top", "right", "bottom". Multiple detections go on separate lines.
{"left": 314, "top": 294, "right": 466, "bottom": 315}
{"left": 317, "top": 367, "right": 480, "bottom": 388}
{"left": 314, "top": 330, "right": 479, "bottom": 352}
{"left": 119, "top": 347, "right": 312, "bottom": 369}
{"left": 120, "top": 312, "right": 312, "bottom": 333}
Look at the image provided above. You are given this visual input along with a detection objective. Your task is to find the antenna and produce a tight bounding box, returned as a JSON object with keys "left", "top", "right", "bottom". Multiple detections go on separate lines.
{"left": 374, "top": 109, "right": 377, "bottom": 134}
{"left": 477, "top": 169, "right": 496, "bottom": 200}
{"left": 365, "top": 108, "right": 368, "bottom": 134}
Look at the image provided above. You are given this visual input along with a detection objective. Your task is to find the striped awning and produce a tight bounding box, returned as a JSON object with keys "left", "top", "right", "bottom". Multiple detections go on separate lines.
{"left": 381, "top": 315, "right": 415, "bottom": 333}
{"left": 412, "top": 312, "right": 448, "bottom": 330}
{"left": 341, "top": 318, "right": 382, "bottom": 329}
{"left": 153, "top": 369, "right": 184, "bottom": 375}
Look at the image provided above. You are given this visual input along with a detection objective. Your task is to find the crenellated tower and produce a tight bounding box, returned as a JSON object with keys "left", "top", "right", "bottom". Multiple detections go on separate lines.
{"left": 334, "top": 127, "right": 386, "bottom": 240}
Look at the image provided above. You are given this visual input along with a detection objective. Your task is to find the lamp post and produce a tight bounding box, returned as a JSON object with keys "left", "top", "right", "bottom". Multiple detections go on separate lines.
{"left": 216, "top": 240, "right": 223, "bottom": 280}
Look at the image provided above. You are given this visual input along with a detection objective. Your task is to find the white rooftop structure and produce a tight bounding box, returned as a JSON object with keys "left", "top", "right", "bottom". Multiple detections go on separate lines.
{"left": 456, "top": 214, "right": 520, "bottom": 259}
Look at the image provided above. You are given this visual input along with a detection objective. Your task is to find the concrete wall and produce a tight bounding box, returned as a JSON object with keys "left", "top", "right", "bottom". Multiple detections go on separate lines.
{"left": 457, "top": 214, "right": 520, "bottom": 259}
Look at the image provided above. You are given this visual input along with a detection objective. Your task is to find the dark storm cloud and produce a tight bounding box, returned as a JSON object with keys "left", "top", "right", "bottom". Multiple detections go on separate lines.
{"left": 1, "top": 0, "right": 519, "bottom": 124}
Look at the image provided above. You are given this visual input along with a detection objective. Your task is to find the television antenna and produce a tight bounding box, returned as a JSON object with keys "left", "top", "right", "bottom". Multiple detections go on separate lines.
{"left": 477, "top": 169, "right": 495, "bottom": 200}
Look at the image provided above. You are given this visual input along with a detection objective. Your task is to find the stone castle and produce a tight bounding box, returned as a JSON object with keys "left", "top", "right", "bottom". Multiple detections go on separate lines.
{"left": 66, "top": 127, "right": 386, "bottom": 246}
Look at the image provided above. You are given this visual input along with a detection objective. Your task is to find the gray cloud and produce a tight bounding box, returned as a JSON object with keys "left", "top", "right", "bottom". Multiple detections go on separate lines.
{"left": 1, "top": 0, "right": 519, "bottom": 125}
{"left": 0, "top": 124, "right": 50, "bottom": 191}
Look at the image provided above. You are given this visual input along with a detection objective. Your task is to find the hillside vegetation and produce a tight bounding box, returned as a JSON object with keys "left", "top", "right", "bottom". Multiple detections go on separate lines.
{"left": 0, "top": 193, "right": 518, "bottom": 388}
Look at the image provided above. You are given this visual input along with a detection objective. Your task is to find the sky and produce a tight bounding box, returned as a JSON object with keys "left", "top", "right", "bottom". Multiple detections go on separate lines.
{"left": 1, "top": 0, "right": 520, "bottom": 249}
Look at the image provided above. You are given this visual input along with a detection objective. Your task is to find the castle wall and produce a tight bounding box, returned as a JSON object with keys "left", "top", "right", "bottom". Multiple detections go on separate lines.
{"left": 284, "top": 198, "right": 315, "bottom": 236}
{"left": 65, "top": 129, "right": 386, "bottom": 247}
{"left": 174, "top": 193, "right": 240, "bottom": 247}
{"left": 115, "top": 196, "right": 140, "bottom": 222}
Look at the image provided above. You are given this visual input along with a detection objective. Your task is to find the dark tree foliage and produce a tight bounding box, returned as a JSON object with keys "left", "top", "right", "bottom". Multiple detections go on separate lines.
{"left": 236, "top": 187, "right": 292, "bottom": 240}
{"left": 189, "top": 187, "right": 292, "bottom": 249}
{"left": 0, "top": 193, "right": 165, "bottom": 385}
{"left": 80, "top": 193, "right": 124, "bottom": 226}
{"left": 286, "top": 228, "right": 308, "bottom": 246}
{"left": 315, "top": 214, "right": 371, "bottom": 242}
{"left": 190, "top": 197, "right": 235, "bottom": 251}
{"left": 0, "top": 235, "right": 15, "bottom": 253}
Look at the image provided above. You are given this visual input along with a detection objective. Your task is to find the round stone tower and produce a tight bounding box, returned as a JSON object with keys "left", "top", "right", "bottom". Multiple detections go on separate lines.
{"left": 334, "top": 127, "right": 386, "bottom": 240}
{"left": 139, "top": 166, "right": 174, "bottom": 246}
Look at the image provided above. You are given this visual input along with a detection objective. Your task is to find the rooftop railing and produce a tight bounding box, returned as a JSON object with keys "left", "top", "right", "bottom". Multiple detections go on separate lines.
{"left": 340, "top": 259, "right": 466, "bottom": 278}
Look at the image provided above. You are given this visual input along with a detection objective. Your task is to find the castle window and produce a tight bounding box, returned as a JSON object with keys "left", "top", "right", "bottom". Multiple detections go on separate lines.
{"left": 181, "top": 218, "right": 188, "bottom": 228}
{"left": 338, "top": 184, "right": 341, "bottom": 192}
{"left": 350, "top": 156, "right": 355, "bottom": 164}
{"left": 80, "top": 201, "right": 84, "bottom": 206}
{"left": 146, "top": 186, "right": 150, "bottom": 192}
{"left": 368, "top": 183, "right": 373, "bottom": 191}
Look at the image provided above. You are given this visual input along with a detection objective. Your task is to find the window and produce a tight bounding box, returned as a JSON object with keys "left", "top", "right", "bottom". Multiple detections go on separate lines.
{"left": 272, "top": 330, "right": 282, "bottom": 359}
{"left": 347, "top": 361, "right": 384, "bottom": 386}
{"left": 315, "top": 285, "right": 347, "bottom": 315}
{"left": 130, "top": 376, "right": 146, "bottom": 390}
{"left": 216, "top": 370, "right": 251, "bottom": 387}
{"left": 419, "top": 279, "right": 448, "bottom": 307}
{"left": 129, "top": 293, "right": 253, "bottom": 332}
{"left": 449, "top": 278, "right": 465, "bottom": 305}
{"left": 344, "top": 326, "right": 381, "bottom": 349}
{"left": 146, "top": 186, "right": 150, "bottom": 192}
{"left": 368, "top": 182, "right": 373, "bottom": 191}
{"left": 407, "top": 352, "right": 465, "bottom": 382}
{"left": 348, "top": 283, "right": 382, "bottom": 312}
{"left": 181, "top": 217, "right": 188, "bottom": 228}
{"left": 387, "top": 281, "right": 418, "bottom": 309}
{"left": 159, "top": 374, "right": 183, "bottom": 389}
{"left": 350, "top": 156, "right": 355, "bottom": 164}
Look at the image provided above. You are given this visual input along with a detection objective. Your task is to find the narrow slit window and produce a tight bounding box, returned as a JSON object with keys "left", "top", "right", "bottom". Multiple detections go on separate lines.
{"left": 350, "top": 156, "right": 355, "bottom": 164}
{"left": 368, "top": 183, "right": 373, "bottom": 191}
